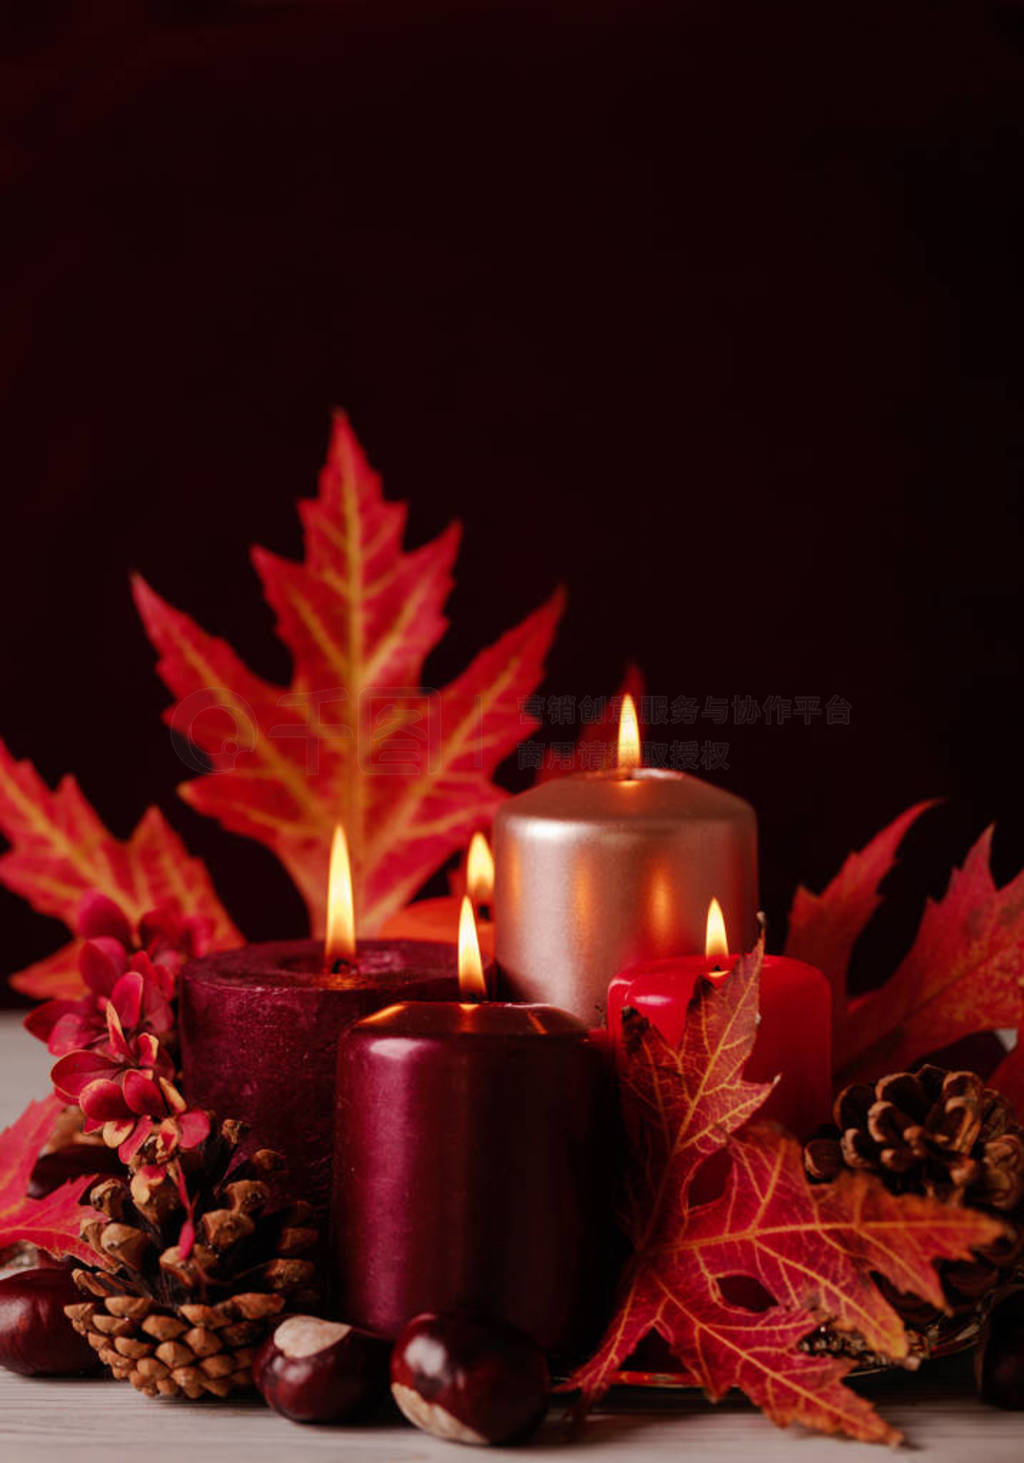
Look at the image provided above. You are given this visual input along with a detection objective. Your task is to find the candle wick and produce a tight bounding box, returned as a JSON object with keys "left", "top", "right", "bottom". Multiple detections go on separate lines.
{"left": 329, "top": 957, "right": 354, "bottom": 976}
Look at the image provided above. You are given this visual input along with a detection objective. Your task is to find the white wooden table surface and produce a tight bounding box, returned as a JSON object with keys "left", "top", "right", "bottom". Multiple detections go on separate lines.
{"left": 0, "top": 1011, "right": 1021, "bottom": 1463}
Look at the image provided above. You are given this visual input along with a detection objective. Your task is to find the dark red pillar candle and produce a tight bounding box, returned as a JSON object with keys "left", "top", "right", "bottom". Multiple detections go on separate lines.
{"left": 606, "top": 954, "right": 832, "bottom": 1139}
{"left": 179, "top": 940, "right": 460, "bottom": 1207}
{"left": 331, "top": 1002, "right": 611, "bottom": 1359}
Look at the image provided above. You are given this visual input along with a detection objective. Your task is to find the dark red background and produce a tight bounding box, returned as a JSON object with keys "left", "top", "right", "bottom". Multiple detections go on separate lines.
{"left": 2, "top": 1, "right": 1023, "bottom": 995}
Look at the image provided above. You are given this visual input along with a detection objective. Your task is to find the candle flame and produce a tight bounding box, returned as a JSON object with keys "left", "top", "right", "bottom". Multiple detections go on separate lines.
{"left": 458, "top": 895, "right": 488, "bottom": 1000}
{"left": 324, "top": 824, "right": 356, "bottom": 966}
{"left": 617, "top": 693, "right": 641, "bottom": 776}
{"left": 465, "top": 832, "right": 495, "bottom": 906}
{"left": 705, "top": 897, "right": 729, "bottom": 962}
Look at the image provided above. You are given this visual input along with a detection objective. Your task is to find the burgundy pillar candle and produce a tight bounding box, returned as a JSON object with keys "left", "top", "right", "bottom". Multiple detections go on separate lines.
{"left": 331, "top": 1001, "right": 611, "bottom": 1358}
{"left": 179, "top": 939, "right": 460, "bottom": 1207}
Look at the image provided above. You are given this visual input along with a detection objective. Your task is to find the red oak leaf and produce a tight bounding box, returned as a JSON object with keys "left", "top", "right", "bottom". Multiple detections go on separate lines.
{"left": 565, "top": 942, "right": 1003, "bottom": 1444}
{"left": 536, "top": 665, "right": 646, "bottom": 780}
{"left": 0, "top": 1094, "right": 102, "bottom": 1264}
{"left": 0, "top": 742, "right": 240, "bottom": 1000}
{"left": 786, "top": 806, "right": 1024, "bottom": 1083}
{"left": 836, "top": 827, "right": 1024, "bottom": 1080}
{"left": 992, "top": 1041, "right": 1024, "bottom": 1113}
{"left": 133, "top": 412, "right": 563, "bottom": 934}
{"left": 784, "top": 801, "right": 934, "bottom": 1042}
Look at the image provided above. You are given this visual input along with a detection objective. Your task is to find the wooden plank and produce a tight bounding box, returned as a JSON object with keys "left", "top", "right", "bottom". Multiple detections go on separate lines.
{"left": 0, "top": 1362, "right": 1021, "bottom": 1462}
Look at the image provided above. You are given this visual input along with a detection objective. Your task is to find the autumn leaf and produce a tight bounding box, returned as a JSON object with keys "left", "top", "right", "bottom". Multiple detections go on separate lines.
{"left": 8, "top": 948, "right": 87, "bottom": 1008}
{"left": 133, "top": 412, "right": 563, "bottom": 934}
{"left": 837, "top": 828, "right": 1024, "bottom": 1080}
{"left": 0, "top": 1094, "right": 102, "bottom": 1263}
{"left": 620, "top": 936, "right": 772, "bottom": 1230}
{"left": 536, "top": 664, "right": 646, "bottom": 779}
{"left": 0, "top": 741, "right": 240, "bottom": 999}
{"left": 564, "top": 943, "right": 1003, "bottom": 1444}
{"left": 992, "top": 1041, "right": 1024, "bottom": 1114}
{"left": 786, "top": 805, "right": 1024, "bottom": 1083}
{"left": 784, "top": 801, "right": 934, "bottom": 1041}
{"left": 668, "top": 1126, "right": 1000, "bottom": 1360}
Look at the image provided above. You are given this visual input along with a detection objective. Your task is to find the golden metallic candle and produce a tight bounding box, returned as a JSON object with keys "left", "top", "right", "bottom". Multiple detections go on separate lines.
{"left": 493, "top": 698, "right": 758, "bottom": 1024}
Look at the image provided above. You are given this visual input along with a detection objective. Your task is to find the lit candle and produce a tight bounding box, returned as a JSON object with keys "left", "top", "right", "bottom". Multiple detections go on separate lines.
{"left": 377, "top": 831, "right": 495, "bottom": 957}
{"left": 330, "top": 900, "right": 611, "bottom": 1358}
{"left": 607, "top": 899, "right": 832, "bottom": 1138}
{"left": 493, "top": 696, "right": 759, "bottom": 1023}
{"left": 179, "top": 826, "right": 461, "bottom": 1207}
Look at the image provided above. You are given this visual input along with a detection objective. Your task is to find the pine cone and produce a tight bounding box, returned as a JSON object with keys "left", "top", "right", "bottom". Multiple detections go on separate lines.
{"left": 805, "top": 1067, "right": 1024, "bottom": 1207}
{"left": 65, "top": 1118, "right": 320, "bottom": 1398}
{"left": 805, "top": 1065, "right": 1024, "bottom": 1321}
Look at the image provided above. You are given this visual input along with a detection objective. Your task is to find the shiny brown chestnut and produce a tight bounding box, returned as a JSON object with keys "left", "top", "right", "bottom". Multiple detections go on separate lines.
{"left": 27, "top": 1145, "right": 122, "bottom": 1200}
{"left": 254, "top": 1315, "right": 389, "bottom": 1423}
{"left": 0, "top": 1268, "right": 100, "bottom": 1376}
{"left": 390, "top": 1313, "right": 549, "bottom": 1446}
{"left": 977, "top": 1287, "right": 1024, "bottom": 1410}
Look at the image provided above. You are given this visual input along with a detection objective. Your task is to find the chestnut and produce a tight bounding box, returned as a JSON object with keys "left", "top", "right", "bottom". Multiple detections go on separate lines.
{"left": 390, "top": 1312, "right": 549, "bottom": 1446}
{"left": 254, "top": 1314, "right": 389, "bottom": 1423}
{"left": 0, "top": 1268, "right": 100, "bottom": 1376}
{"left": 27, "top": 1145, "right": 122, "bottom": 1200}
{"left": 977, "top": 1287, "right": 1024, "bottom": 1410}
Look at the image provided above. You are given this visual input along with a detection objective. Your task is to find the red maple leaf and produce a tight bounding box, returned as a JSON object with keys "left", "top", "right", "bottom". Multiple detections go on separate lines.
{"left": 0, "top": 1094, "right": 102, "bottom": 1264}
{"left": 0, "top": 742, "right": 240, "bottom": 1000}
{"left": 785, "top": 805, "right": 1024, "bottom": 1085}
{"left": 564, "top": 940, "right": 1004, "bottom": 1444}
{"left": 133, "top": 412, "right": 563, "bottom": 934}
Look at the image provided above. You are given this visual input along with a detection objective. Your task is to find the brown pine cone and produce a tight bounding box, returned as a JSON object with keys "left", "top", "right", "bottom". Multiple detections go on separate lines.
{"left": 65, "top": 1118, "right": 320, "bottom": 1399}
{"left": 805, "top": 1067, "right": 1024, "bottom": 1208}
{"left": 805, "top": 1065, "right": 1024, "bottom": 1322}
{"left": 65, "top": 1288, "right": 280, "bottom": 1398}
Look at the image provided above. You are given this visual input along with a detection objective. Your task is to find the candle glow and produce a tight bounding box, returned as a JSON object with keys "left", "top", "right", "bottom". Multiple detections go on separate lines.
{"left": 458, "top": 894, "right": 488, "bottom": 1000}
{"left": 325, "top": 823, "right": 357, "bottom": 967}
{"left": 465, "top": 832, "right": 495, "bottom": 906}
{"left": 705, "top": 897, "right": 729, "bottom": 963}
{"left": 617, "top": 693, "right": 641, "bottom": 776}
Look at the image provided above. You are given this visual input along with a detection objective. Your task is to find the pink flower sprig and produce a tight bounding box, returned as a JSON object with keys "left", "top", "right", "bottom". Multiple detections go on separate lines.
{"left": 24, "top": 888, "right": 213, "bottom": 1168}
{"left": 24, "top": 890, "right": 211, "bottom": 1056}
{"left": 50, "top": 983, "right": 210, "bottom": 1164}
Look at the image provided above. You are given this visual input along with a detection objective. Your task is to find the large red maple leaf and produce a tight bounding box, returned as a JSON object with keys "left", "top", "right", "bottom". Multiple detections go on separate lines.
{"left": 0, "top": 741, "right": 239, "bottom": 999}
{"left": 0, "top": 1094, "right": 102, "bottom": 1264}
{"left": 133, "top": 412, "right": 563, "bottom": 934}
{"left": 564, "top": 941, "right": 1003, "bottom": 1444}
{"left": 785, "top": 805, "right": 1024, "bottom": 1085}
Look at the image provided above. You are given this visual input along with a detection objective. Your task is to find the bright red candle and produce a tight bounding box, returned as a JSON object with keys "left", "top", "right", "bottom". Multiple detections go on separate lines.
{"left": 179, "top": 939, "right": 460, "bottom": 1207}
{"left": 330, "top": 1001, "right": 612, "bottom": 1358}
{"left": 379, "top": 834, "right": 496, "bottom": 954}
{"left": 606, "top": 953, "right": 832, "bottom": 1138}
